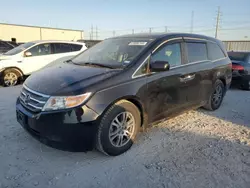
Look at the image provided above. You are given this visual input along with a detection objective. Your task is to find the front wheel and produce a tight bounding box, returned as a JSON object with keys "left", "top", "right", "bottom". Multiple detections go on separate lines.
{"left": 3, "top": 69, "right": 20, "bottom": 87}
{"left": 96, "top": 100, "right": 141, "bottom": 156}
{"left": 203, "top": 79, "right": 225, "bottom": 111}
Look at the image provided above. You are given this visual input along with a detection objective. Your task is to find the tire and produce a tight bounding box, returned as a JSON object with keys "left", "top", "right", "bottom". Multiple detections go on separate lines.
{"left": 240, "top": 79, "right": 250, "bottom": 91}
{"left": 203, "top": 79, "right": 225, "bottom": 111}
{"left": 96, "top": 100, "right": 141, "bottom": 156}
{"left": 3, "top": 69, "right": 21, "bottom": 87}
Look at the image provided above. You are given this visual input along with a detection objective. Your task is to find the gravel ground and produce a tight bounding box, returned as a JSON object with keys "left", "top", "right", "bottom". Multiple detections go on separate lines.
{"left": 0, "top": 86, "right": 250, "bottom": 188}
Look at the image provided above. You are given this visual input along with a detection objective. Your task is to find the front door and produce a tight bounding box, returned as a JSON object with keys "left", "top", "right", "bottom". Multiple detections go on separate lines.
{"left": 146, "top": 40, "right": 191, "bottom": 123}
{"left": 20, "top": 43, "right": 55, "bottom": 74}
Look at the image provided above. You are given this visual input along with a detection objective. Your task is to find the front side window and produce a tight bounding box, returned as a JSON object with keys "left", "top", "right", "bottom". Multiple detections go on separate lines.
{"left": 54, "top": 43, "right": 72, "bottom": 54}
{"left": 186, "top": 42, "right": 207, "bottom": 63}
{"left": 71, "top": 38, "right": 153, "bottom": 69}
{"left": 27, "top": 43, "right": 52, "bottom": 56}
{"left": 4, "top": 42, "right": 35, "bottom": 55}
{"left": 151, "top": 43, "right": 182, "bottom": 67}
{"left": 207, "top": 42, "right": 226, "bottom": 61}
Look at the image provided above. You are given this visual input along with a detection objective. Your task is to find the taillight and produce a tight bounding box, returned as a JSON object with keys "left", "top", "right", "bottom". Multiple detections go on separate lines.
{"left": 232, "top": 64, "right": 244, "bottom": 71}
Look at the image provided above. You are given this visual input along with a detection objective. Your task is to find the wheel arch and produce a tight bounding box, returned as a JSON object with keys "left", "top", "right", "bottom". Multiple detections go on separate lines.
{"left": 2, "top": 66, "right": 24, "bottom": 77}
{"left": 96, "top": 95, "right": 146, "bottom": 129}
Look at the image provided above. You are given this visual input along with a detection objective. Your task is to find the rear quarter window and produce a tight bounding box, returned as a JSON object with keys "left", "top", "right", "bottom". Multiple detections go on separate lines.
{"left": 186, "top": 42, "right": 208, "bottom": 63}
{"left": 207, "top": 42, "right": 226, "bottom": 61}
{"left": 71, "top": 44, "right": 82, "bottom": 52}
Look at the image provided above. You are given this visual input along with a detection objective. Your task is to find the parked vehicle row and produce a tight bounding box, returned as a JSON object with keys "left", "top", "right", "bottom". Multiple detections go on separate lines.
{"left": 0, "top": 40, "right": 19, "bottom": 55}
{"left": 228, "top": 51, "right": 250, "bottom": 90}
{"left": 16, "top": 33, "right": 232, "bottom": 156}
{"left": 0, "top": 40, "right": 87, "bottom": 86}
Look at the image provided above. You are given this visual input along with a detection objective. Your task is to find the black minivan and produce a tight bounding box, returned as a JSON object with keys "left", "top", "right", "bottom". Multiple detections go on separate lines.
{"left": 16, "top": 33, "right": 232, "bottom": 156}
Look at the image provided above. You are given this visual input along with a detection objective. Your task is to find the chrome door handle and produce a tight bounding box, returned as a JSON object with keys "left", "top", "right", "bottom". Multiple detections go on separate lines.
{"left": 180, "top": 74, "right": 195, "bottom": 82}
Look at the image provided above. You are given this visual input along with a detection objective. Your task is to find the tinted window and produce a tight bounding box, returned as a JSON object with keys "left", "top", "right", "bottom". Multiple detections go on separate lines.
{"left": 186, "top": 42, "right": 207, "bottom": 63}
{"left": 151, "top": 43, "right": 182, "bottom": 67}
{"left": 207, "top": 42, "right": 226, "bottom": 61}
{"left": 27, "top": 43, "right": 52, "bottom": 56}
{"left": 0, "top": 41, "right": 9, "bottom": 48}
{"left": 228, "top": 52, "right": 249, "bottom": 62}
{"left": 54, "top": 43, "right": 72, "bottom": 54}
{"left": 71, "top": 44, "right": 82, "bottom": 51}
{"left": 4, "top": 42, "right": 35, "bottom": 55}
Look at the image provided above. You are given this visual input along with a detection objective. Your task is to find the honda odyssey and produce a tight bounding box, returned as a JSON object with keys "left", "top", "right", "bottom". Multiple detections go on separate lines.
{"left": 16, "top": 33, "right": 232, "bottom": 156}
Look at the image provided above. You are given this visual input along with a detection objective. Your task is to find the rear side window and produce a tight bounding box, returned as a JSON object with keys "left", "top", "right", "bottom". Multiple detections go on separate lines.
{"left": 207, "top": 42, "right": 226, "bottom": 61}
{"left": 71, "top": 44, "right": 82, "bottom": 51}
{"left": 228, "top": 52, "right": 249, "bottom": 63}
{"left": 54, "top": 43, "right": 72, "bottom": 54}
{"left": 186, "top": 42, "right": 208, "bottom": 63}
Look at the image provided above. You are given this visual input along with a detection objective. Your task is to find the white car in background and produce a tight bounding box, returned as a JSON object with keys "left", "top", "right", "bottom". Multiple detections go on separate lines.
{"left": 0, "top": 40, "right": 87, "bottom": 86}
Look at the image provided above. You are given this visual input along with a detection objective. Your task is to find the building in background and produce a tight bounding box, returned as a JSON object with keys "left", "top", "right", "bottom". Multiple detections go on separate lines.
{"left": 0, "top": 23, "right": 84, "bottom": 43}
{"left": 223, "top": 41, "right": 250, "bottom": 52}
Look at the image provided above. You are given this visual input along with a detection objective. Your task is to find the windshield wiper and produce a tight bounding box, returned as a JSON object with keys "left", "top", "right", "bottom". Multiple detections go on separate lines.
{"left": 80, "top": 62, "right": 115, "bottom": 69}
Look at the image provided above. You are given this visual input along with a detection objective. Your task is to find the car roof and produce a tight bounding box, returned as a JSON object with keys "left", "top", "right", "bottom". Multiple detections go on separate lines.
{"left": 109, "top": 32, "right": 219, "bottom": 42}
{"left": 28, "top": 40, "right": 85, "bottom": 45}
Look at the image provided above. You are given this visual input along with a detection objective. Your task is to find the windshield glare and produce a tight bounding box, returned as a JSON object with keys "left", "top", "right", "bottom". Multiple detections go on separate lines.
{"left": 71, "top": 38, "right": 152, "bottom": 68}
{"left": 4, "top": 42, "right": 35, "bottom": 55}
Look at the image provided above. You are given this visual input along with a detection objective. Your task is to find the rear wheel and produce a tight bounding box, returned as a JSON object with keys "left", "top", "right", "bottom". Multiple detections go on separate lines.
{"left": 96, "top": 100, "right": 141, "bottom": 156}
{"left": 241, "top": 79, "right": 250, "bottom": 90}
{"left": 3, "top": 69, "right": 21, "bottom": 87}
{"left": 203, "top": 80, "right": 225, "bottom": 111}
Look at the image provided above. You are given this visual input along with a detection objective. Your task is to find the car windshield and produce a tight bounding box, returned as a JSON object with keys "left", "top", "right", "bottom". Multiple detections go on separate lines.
{"left": 71, "top": 38, "right": 152, "bottom": 68}
{"left": 4, "top": 42, "right": 35, "bottom": 55}
{"left": 228, "top": 52, "right": 249, "bottom": 62}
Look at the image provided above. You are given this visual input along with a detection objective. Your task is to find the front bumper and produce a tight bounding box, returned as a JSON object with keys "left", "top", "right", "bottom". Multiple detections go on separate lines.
{"left": 16, "top": 98, "right": 100, "bottom": 151}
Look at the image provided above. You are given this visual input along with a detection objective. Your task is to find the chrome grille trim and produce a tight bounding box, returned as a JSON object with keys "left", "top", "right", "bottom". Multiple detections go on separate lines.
{"left": 19, "top": 85, "right": 50, "bottom": 112}
{"left": 23, "top": 84, "right": 50, "bottom": 98}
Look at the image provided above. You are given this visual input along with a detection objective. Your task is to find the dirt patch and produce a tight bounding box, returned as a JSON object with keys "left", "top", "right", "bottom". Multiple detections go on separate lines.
{"left": 0, "top": 86, "right": 250, "bottom": 188}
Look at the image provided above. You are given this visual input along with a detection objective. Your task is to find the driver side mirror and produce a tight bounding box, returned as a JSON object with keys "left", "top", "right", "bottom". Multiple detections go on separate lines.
{"left": 24, "top": 51, "right": 32, "bottom": 57}
{"left": 150, "top": 60, "right": 170, "bottom": 72}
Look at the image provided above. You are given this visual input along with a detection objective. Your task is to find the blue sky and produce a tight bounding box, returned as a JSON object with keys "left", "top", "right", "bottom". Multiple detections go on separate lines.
{"left": 0, "top": 0, "right": 250, "bottom": 40}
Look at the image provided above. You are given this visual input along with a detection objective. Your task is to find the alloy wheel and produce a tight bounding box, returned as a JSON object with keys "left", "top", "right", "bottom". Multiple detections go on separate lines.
{"left": 4, "top": 72, "right": 18, "bottom": 86}
{"left": 212, "top": 84, "right": 223, "bottom": 106}
{"left": 109, "top": 111, "right": 135, "bottom": 147}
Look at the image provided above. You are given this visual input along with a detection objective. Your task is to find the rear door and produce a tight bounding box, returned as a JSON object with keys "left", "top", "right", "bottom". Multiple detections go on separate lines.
{"left": 52, "top": 43, "right": 83, "bottom": 59}
{"left": 182, "top": 39, "right": 213, "bottom": 107}
{"left": 146, "top": 38, "right": 192, "bottom": 123}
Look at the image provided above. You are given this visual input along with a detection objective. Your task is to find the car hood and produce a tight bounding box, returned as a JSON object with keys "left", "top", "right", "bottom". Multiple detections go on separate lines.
{"left": 24, "top": 63, "right": 121, "bottom": 95}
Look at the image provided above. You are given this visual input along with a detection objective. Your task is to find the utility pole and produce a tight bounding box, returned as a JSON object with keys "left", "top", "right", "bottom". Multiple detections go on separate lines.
{"left": 113, "top": 30, "right": 116, "bottom": 37}
{"left": 190, "top": 11, "right": 194, "bottom": 33}
{"left": 95, "top": 26, "right": 98, "bottom": 40}
{"left": 91, "top": 25, "right": 94, "bottom": 40}
{"left": 132, "top": 29, "right": 134, "bottom": 34}
{"left": 149, "top": 27, "right": 152, "bottom": 33}
{"left": 215, "top": 6, "right": 221, "bottom": 39}
{"left": 165, "top": 26, "right": 168, "bottom": 33}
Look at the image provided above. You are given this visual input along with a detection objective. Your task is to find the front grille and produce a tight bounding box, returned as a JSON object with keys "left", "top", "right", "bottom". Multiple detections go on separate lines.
{"left": 19, "top": 85, "right": 50, "bottom": 113}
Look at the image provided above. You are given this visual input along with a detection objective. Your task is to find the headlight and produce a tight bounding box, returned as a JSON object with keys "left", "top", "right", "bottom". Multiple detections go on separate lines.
{"left": 42, "top": 92, "right": 91, "bottom": 111}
